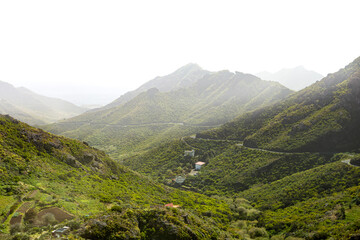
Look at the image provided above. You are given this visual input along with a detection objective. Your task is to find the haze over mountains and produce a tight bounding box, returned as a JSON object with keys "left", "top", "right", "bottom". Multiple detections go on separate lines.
{"left": 2, "top": 57, "right": 360, "bottom": 239}
{"left": 44, "top": 64, "right": 292, "bottom": 159}
{"left": 256, "top": 66, "right": 324, "bottom": 91}
{"left": 105, "top": 63, "right": 210, "bottom": 109}
{"left": 201, "top": 56, "right": 360, "bottom": 153}
{"left": 0, "top": 80, "right": 87, "bottom": 125}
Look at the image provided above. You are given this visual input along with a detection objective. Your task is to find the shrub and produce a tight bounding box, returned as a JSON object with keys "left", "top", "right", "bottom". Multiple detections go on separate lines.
{"left": 310, "top": 231, "right": 329, "bottom": 240}
{"left": 42, "top": 213, "right": 57, "bottom": 225}
{"left": 68, "top": 220, "right": 81, "bottom": 230}
{"left": 350, "top": 156, "right": 360, "bottom": 166}
{"left": 24, "top": 208, "right": 37, "bottom": 224}
{"left": 230, "top": 220, "right": 247, "bottom": 229}
{"left": 248, "top": 227, "right": 269, "bottom": 238}
{"left": 247, "top": 208, "right": 261, "bottom": 220}
{"left": 110, "top": 206, "right": 123, "bottom": 212}
{"left": 271, "top": 235, "right": 285, "bottom": 240}
{"left": 10, "top": 224, "right": 22, "bottom": 235}
{"left": 11, "top": 233, "right": 30, "bottom": 240}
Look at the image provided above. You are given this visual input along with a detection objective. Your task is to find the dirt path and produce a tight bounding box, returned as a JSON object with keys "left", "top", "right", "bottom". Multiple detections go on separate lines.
{"left": 181, "top": 137, "right": 198, "bottom": 150}
{"left": 26, "top": 190, "right": 39, "bottom": 199}
{"left": 17, "top": 201, "right": 34, "bottom": 213}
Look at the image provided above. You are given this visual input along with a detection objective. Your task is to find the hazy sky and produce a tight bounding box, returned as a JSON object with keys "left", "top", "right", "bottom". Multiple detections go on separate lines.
{"left": 1, "top": 0, "right": 360, "bottom": 105}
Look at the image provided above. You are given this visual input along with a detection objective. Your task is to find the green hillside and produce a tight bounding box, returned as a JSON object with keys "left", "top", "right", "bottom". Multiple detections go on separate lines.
{"left": 120, "top": 57, "right": 360, "bottom": 239}
{"left": 105, "top": 63, "right": 210, "bottom": 109}
{"left": 199, "top": 56, "right": 360, "bottom": 153}
{"left": 0, "top": 114, "right": 272, "bottom": 239}
{"left": 0, "top": 81, "right": 87, "bottom": 125}
{"left": 125, "top": 133, "right": 360, "bottom": 239}
{"left": 44, "top": 69, "right": 291, "bottom": 160}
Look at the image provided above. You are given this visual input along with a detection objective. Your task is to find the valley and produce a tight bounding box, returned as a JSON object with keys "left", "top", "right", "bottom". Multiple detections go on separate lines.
{"left": 1, "top": 1, "right": 360, "bottom": 239}
{"left": 43, "top": 65, "right": 292, "bottom": 160}
{"left": 1, "top": 56, "right": 360, "bottom": 239}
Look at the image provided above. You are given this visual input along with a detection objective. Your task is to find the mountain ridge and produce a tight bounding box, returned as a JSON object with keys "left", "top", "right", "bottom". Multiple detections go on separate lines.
{"left": 0, "top": 80, "right": 87, "bottom": 125}
{"left": 105, "top": 63, "right": 210, "bottom": 109}
{"left": 256, "top": 65, "right": 324, "bottom": 91}
{"left": 199, "top": 56, "right": 360, "bottom": 153}
{"left": 44, "top": 67, "right": 292, "bottom": 160}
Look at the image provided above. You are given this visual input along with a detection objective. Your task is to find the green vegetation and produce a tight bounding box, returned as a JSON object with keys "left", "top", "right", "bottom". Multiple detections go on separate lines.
{"left": 43, "top": 69, "right": 291, "bottom": 160}
{"left": 239, "top": 161, "right": 360, "bottom": 210}
{"left": 184, "top": 145, "right": 335, "bottom": 196}
{"left": 3, "top": 57, "right": 360, "bottom": 239}
{"left": 0, "top": 114, "right": 266, "bottom": 239}
{"left": 199, "top": 56, "right": 360, "bottom": 153}
{"left": 124, "top": 137, "right": 360, "bottom": 238}
{"left": 258, "top": 185, "right": 360, "bottom": 239}
{"left": 0, "top": 80, "right": 86, "bottom": 125}
{"left": 124, "top": 138, "right": 236, "bottom": 181}
{"left": 127, "top": 137, "right": 336, "bottom": 196}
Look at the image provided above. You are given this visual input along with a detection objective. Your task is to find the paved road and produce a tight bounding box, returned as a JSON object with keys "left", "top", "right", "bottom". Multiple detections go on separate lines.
{"left": 56, "top": 121, "right": 221, "bottom": 129}
{"left": 186, "top": 137, "right": 359, "bottom": 167}
{"left": 195, "top": 137, "right": 295, "bottom": 155}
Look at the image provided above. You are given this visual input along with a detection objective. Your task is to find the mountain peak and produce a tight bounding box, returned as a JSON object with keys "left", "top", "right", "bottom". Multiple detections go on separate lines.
{"left": 173, "top": 63, "right": 203, "bottom": 74}
{"left": 105, "top": 63, "right": 210, "bottom": 108}
{"left": 255, "top": 66, "right": 323, "bottom": 91}
{"left": 0, "top": 80, "right": 15, "bottom": 88}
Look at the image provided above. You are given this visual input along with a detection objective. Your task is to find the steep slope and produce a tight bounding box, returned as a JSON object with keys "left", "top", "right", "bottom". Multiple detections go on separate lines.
{"left": 116, "top": 57, "right": 360, "bottom": 239}
{"left": 0, "top": 80, "right": 87, "bottom": 125}
{"left": 124, "top": 133, "right": 360, "bottom": 239}
{"left": 0, "top": 100, "right": 44, "bottom": 125}
{"left": 105, "top": 63, "right": 210, "bottom": 109}
{"left": 44, "top": 69, "right": 292, "bottom": 160}
{"left": 0, "top": 114, "right": 265, "bottom": 239}
{"left": 200, "top": 56, "right": 360, "bottom": 153}
{"left": 256, "top": 66, "right": 323, "bottom": 91}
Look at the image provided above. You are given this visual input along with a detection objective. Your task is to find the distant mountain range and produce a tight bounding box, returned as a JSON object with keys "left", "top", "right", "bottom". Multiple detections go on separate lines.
{"left": 256, "top": 66, "right": 323, "bottom": 91}
{"left": 105, "top": 63, "right": 210, "bottom": 109}
{"left": 0, "top": 80, "right": 87, "bottom": 125}
{"left": 2, "top": 57, "right": 360, "bottom": 239}
{"left": 44, "top": 64, "right": 292, "bottom": 159}
{"left": 201, "top": 56, "right": 360, "bottom": 153}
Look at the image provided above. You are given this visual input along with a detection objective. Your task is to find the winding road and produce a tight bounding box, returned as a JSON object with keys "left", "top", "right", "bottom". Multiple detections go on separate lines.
{"left": 182, "top": 137, "right": 359, "bottom": 167}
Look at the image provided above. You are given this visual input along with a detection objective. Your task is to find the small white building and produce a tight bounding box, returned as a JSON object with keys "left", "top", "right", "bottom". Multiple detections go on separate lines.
{"left": 175, "top": 176, "right": 186, "bottom": 184}
{"left": 195, "top": 161, "right": 206, "bottom": 170}
{"left": 184, "top": 150, "right": 195, "bottom": 157}
{"left": 52, "top": 226, "right": 70, "bottom": 238}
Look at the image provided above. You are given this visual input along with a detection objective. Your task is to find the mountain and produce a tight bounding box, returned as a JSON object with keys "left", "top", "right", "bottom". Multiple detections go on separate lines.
{"left": 0, "top": 114, "right": 267, "bottom": 239}
{"left": 118, "top": 57, "right": 360, "bottom": 239}
{"left": 43, "top": 67, "right": 292, "bottom": 160}
{"left": 105, "top": 63, "right": 210, "bottom": 109}
{"left": 256, "top": 66, "right": 323, "bottom": 91}
{"left": 200, "top": 56, "right": 360, "bottom": 153}
{"left": 0, "top": 80, "right": 87, "bottom": 125}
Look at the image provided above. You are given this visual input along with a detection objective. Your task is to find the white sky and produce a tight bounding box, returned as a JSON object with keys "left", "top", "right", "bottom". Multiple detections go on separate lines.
{"left": 1, "top": 0, "right": 360, "bottom": 105}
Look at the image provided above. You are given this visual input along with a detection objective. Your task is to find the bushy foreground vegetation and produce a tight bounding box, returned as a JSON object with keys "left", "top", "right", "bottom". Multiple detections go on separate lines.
{"left": 0, "top": 115, "right": 269, "bottom": 239}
